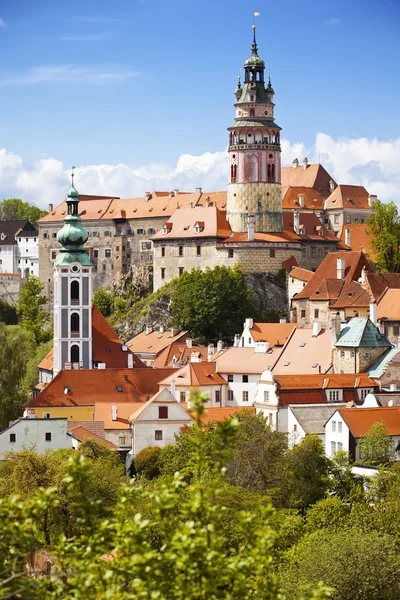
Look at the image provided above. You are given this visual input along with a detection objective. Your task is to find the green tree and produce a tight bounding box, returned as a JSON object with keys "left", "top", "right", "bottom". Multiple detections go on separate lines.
{"left": 92, "top": 285, "right": 113, "bottom": 317}
{"left": 279, "top": 435, "right": 331, "bottom": 511}
{"left": 359, "top": 421, "right": 395, "bottom": 466}
{"left": 0, "top": 298, "right": 17, "bottom": 324}
{"left": 329, "top": 449, "right": 362, "bottom": 500}
{"left": 0, "top": 198, "right": 48, "bottom": 225}
{"left": 367, "top": 199, "right": 400, "bottom": 272}
{"left": 0, "top": 324, "right": 35, "bottom": 428}
{"left": 23, "top": 339, "right": 53, "bottom": 393}
{"left": 280, "top": 528, "right": 400, "bottom": 600}
{"left": 170, "top": 265, "right": 257, "bottom": 341}
{"left": 16, "top": 275, "right": 49, "bottom": 344}
{"left": 134, "top": 446, "right": 161, "bottom": 479}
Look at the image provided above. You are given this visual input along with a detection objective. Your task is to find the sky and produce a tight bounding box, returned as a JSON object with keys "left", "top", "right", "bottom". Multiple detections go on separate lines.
{"left": 0, "top": 0, "right": 399, "bottom": 208}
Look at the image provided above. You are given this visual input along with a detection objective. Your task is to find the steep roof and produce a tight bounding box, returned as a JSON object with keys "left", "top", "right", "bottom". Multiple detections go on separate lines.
{"left": 294, "top": 251, "right": 371, "bottom": 301}
{"left": 39, "top": 195, "right": 118, "bottom": 223}
{"left": 324, "top": 185, "right": 371, "bottom": 210}
{"left": 338, "top": 224, "right": 375, "bottom": 258}
{"left": 215, "top": 346, "right": 283, "bottom": 374}
{"left": 335, "top": 317, "right": 392, "bottom": 348}
{"left": 282, "top": 186, "right": 324, "bottom": 211}
{"left": 30, "top": 368, "right": 174, "bottom": 407}
{"left": 366, "top": 272, "right": 400, "bottom": 302}
{"left": 281, "top": 163, "right": 335, "bottom": 197}
{"left": 69, "top": 425, "right": 116, "bottom": 448}
{"left": 377, "top": 289, "right": 400, "bottom": 321}
{"left": 249, "top": 323, "right": 298, "bottom": 346}
{"left": 272, "top": 328, "right": 333, "bottom": 375}
{"left": 369, "top": 348, "right": 400, "bottom": 379}
{"left": 274, "top": 373, "right": 377, "bottom": 390}
{"left": 338, "top": 407, "right": 400, "bottom": 438}
{"left": 0, "top": 221, "right": 37, "bottom": 245}
{"left": 158, "top": 361, "right": 227, "bottom": 387}
{"left": 127, "top": 328, "right": 188, "bottom": 357}
{"left": 94, "top": 403, "right": 143, "bottom": 429}
{"left": 309, "top": 279, "right": 345, "bottom": 301}
{"left": 289, "top": 266, "right": 314, "bottom": 282}
{"left": 152, "top": 206, "right": 231, "bottom": 240}
{"left": 329, "top": 280, "right": 371, "bottom": 309}
{"left": 291, "top": 404, "right": 348, "bottom": 434}
{"left": 282, "top": 212, "right": 340, "bottom": 242}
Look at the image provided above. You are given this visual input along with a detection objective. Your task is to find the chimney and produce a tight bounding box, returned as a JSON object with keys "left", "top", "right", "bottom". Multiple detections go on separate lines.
{"left": 345, "top": 228, "right": 351, "bottom": 247}
{"left": 248, "top": 213, "right": 255, "bottom": 241}
{"left": 207, "top": 344, "right": 215, "bottom": 362}
{"left": 170, "top": 379, "right": 176, "bottom": 398}
{"left": 195, "top": 187, "right": 202, "bottom": 195}
{"left": 173, "top": 189, "right": 179, "bottom": 197}
{"left": 368, "top": 194, "right": 377, "bottom": 207}
{"left": 217, "top": 340, "right": 223, "bottom": 353}
{"left": 245, "top": 317, "right": 253, "bottom": 329}
{"left": 390, "top": 384, "right": 396, "bottom": 392}
{"left": 279, "top": 318, "right": 287, "bottom": 323}
{"left": 234, "top": 334, "right": 240, "bottom": 347}
{"left": 159, "top": 325, "right": 164, "bottom": 333}
{"left": 303, "top": 157, "right": 309, "bottom": 170}
{"left": 189, "top": 202, "right": 193, "bottom": 208}
{"left": 169, "top": 191, "right": 174, "bottom": 198}
{"left": 205, "top": 196, "right": 211, "bottom": 207}
{"left": 145, "top": 192, "right": 151, "bottom": 202}
{"left": 293, "top": 210, "right": 300, "bottom": 235}
{"left": 292, "top": 158, "right": 299, "bottom": 168}
{"left": 337, "top": 257, "right": 345, "bottom": 279}
{"left": 329, "top": 180, "right": 335, "bottom": 194}
{"left": 111, "top": 405, "right": 117, "bottom": 422}
{"left": 298, "top": 193, "right": 305, "bottom": 208}
{"left": 369, "top": 302, "right": 377, "bottom": 326}
{"left": 312, "top": 321, "right": 322, "bottom": 337}
{"left": 121, "top": 209, "right": 126, "bottom": 220}
{"left": 186, "top": 338, "right": 193, "bottom": 348}
{"left": 146, "top": 326, "right": 153, "bottom": 335}
{"left": 127, "top": 353, "right": 134, "bottom": 369}
{"left": 49, "top": 203, "right": 54, "bottom": 212}
{"left": 331, "top": 314, "right": 340, "bottom": 344}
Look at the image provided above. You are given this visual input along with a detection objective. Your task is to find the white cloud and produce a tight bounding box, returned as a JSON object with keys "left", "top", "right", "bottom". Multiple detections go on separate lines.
{"left": 0, "top": 18, "right": 6, "bottom": 28}
{"left": 0, "top": 64, "right": 140, "bottom": 87}
{"left": 0, "top": 133, "right": 399, "bottom": 209}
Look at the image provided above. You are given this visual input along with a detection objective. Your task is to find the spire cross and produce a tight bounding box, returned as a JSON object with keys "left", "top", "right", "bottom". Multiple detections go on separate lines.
{"left": 71, "top": 166, "right": 76, "bottom": 186}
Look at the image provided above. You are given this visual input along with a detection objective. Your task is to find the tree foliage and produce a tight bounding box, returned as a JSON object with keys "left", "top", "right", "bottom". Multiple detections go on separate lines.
{"left": 0, "top": 198, "right": 47, "bottom": 226}
{"left": 367, "top": 199, "right": 400, "bottom": 272}
{"left": 92, "top": 285, "right": 113, "bottom": 317}
{"left": 16, "top": 275, "right": 49, "bottom": 344}
{"left": 0, "top": 298, "right": 17, "bottom": 324}
{"left": 170, "top": 265, "right": 257, "bottom": 341}
{"left": 134, "top": 446, "right": 161, "bottom": 479}
{"left": 359, "top": 421, "right": 395, "bottom": 466}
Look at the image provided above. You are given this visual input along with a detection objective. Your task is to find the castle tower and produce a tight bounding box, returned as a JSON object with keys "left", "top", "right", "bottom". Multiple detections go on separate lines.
{"left": 53, "top": 171, "right": 93, "bottom": 374}
{"left": 227, "top": 25, "right": 283, "bottom": 233}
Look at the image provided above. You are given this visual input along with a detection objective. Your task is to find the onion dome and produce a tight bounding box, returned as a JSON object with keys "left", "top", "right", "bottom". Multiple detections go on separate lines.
{"left": 244, "top": 25, "right": 265, "bottom": 68}
{"left": 266, "top": 77, "right": 275, "bottom": 95}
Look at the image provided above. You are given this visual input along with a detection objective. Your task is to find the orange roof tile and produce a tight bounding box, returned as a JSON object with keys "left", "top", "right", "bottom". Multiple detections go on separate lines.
{"left": 294, "top": 251, "right": 371, "bottom": 301}
{"left": 272, "top": 328, "right": 333, "bottom": 375}
{"left": 309, "top": 279, "right": 345, "bottom": 301}
{"left": 152, "top": 206, "right": 231, "bottom": 240}
{"left": 29, "top": 368, "right": 174, "bottom": 408}
{"left": 158, "top": 362, "right": 227, "bottom": 387}
{"left": 282, "top": 186, "right": 324, "bottom": 210}
{"left": 338, "top": 224, "right": 375, "bottom": 259}
{"left": 277, "top": 390, "right": 329, "bottom": 405}
{"left": 324, "top": 185, "right": 371, "bottom": 210}
{"left": 282, "top": 212, "right": 340, "bottom": 242}
{"left": 366, "top": 272, "right": 400, "bottom": 302}
{"left": 282, "top": 255, "right": 299, "bottom": 272}
{"left": 68, "top": 420, "right": 105, "bottom": 437}
{"left": 377, "top": 288, "right": 400, "bottom": 322}
{"left": 38, "top": 348, "right": 54, "bottom": 371}
{"left": 215, "top": 346, "right": 283, "bottom": 374}
{"left": 69, "top": 425, "right": 116, "bottom": 448}
{"left": 127, "top": 328, "right": 188, "bottom": 356}
{"left": 94, "top": 403, "right": 143, "bottom": 429}
{"left": 329, "top": 280, "right": 371, "bottom": 309}
{"left": 274, "top": 373, "right": 377, "bottom": 390}
{"left": 289, "top": 266, "right": 314, "bottom": 282}
{"left": 153, "top": 343, "right": 210, "bottom": 368}
{"left": 281, "top": 164, "right": 335, "bottom": 197}
{"left": 250, "top": 323, "right": 298, "bottom": 346}
{"left": 39, "top": 195, "right": 118, "bottom": 223}
{"left": 338, "top": 407, "right": 400, "bottom": 438}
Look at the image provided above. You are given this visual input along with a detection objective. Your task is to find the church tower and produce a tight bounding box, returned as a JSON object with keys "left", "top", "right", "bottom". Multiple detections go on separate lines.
{"left": 53, "top": 172, "right": 93, "bottom": 374}
{"left": 227, "top": 25, "right": 283, "bottom": 233}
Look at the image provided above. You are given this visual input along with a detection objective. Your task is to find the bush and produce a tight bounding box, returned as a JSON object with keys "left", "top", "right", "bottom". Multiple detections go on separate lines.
{"left": 134, "top": 446, "right": 161, "bottom": 479}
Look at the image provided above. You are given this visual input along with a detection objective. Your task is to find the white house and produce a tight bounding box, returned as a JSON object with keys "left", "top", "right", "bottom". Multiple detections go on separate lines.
{"left": 287, "top": 265, "right": 313, "bottom": 311}
{"left": 129, "top": 389, "right": 194, "bottom": 456}
{"left": 0, "top": 417, "right": 74, "bottom": 458}
{"left": 0, "top": 221, "right": 38, "bottom": 278}
{"left": 158, "top": 362, "right": 228, "bottom": 407}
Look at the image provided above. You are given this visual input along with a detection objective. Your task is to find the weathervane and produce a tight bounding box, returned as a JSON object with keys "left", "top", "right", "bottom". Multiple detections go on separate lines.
{"left": 71, "top": 166, "right": 76, "bottom": 187}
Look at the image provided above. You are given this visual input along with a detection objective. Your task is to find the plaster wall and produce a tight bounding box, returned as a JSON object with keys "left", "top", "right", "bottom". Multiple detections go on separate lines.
{"left": 0, "top": 418, "right": 72, "bottom": 458}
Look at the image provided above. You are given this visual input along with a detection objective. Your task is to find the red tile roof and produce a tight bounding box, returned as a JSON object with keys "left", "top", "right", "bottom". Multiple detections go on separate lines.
{"left": 69, "top": 425, "right": 116, "bottom": 448}
{"left": 29, "top": 368, "right": 174, "bottom": 408}
{"left": 282, "top": 186, "right": 324, "bottom": 210}
{"left": 329, "top": 281, "right": 371, "bottom": 309}
{"left": 250, "top": 323, "right": 298, "bottom": 346}
{"left": 289, "top": 266, "right": 314, "bottom": 282}
{"left": 159, "top": 361, "right": 227, "bottom": 387}
{"left": 282, "top": 212, "right": 340, "bottom": 242}
{"left": 68, "top": 420, "right": 105, "bottom": 437}
{"left": 274, "top": 373, "right": 377, "bottom": 390}
{"left": 153, "top": 343, "right": 210, "bottom": 368}
{"left": 324, "top": 185, "right": 371, "bottom": 210}
{"left": 366, "top": 272, "right": 400, "bottom": 302}
{"left": 127, "top": 328, "right": 189, "bottom": 356}
{"left": 281, "top": 164, "right": 335, "bottom": 197}
{"left": 152, "top": 206, "right": 231, "bottom": 240}
{"left": 338, "top": 224, "right": 375, "bottom": 259}
{"left": 39, "top": 195, "right": 118, "bottom": 223}
{"left": 338, "top": 407, "right": 400, "bottom": 438}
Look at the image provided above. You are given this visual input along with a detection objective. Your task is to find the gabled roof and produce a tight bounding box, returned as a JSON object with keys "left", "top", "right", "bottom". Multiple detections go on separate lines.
{"left": 338, "top": 224, "right": 375, "bottom": 258}
{"left": 272, "top": 327, "right": 333, "bottom": 375}
{"left": 335, "top": 317, "right": 392, "bottom": 348}
{"left": 289, "top": 266, "right": 314, "bottom": 282}
{"left": 68, "top": 420, "right": 105, "bottom": 437}
{"left": 378, "top": 289, "right": 400, "bottom": 321}
{"left": 215, "top": 346, "right": 283, "bottom": 375}
{"left": 68, "top": 425, "right": 116, "bottom": 448}
{"left": 39, "top": 195, "right": 118, "bottom": 223}
{"left": 0, "top": 220, "right": 37, "bottom": 245}
{"left": 324, "top": 185, "right": 371, "bottom": 210}
{"left": 329, "top": 280, "right": 371, "bottom": 309}
{"left": 158, "top": 362, "right": 227, "bottom": 387}
{"left": 30, "top": 368, "right": 174, "bottom": 407}
{"left": 290, "top": 404, "right": 348, "bottom": 434}
{"left": 366, "top": 272, "right": 400, "bottom": 302}
{"left": 127, "top": 328, "right": 188, "bottom": 357}
{"left": 309, "top": 279, "right": 345, "bottom": 301}
{"left": 94, "top": 403, "right": 143, "bottom": 429}
{"left": 369, "top": 348, "right": 400, "bottom": 379}
{"left": 338, "top": 407, "right": 400, "bottom": 437}
{"left": 153, "top": 343, "right": 210, "bottom": 368}
{"left": 129, "top": 388, "right": 193, "bottom": 422}
{"left": 152, "top": 206, "right": 231, "bottom": 240}
{"left": 274, "top": 373, "right": 377, "bottom": 390}
{"left": 282, "top": 212, "right": 340, "bottom": 242}
{"left": 282, "top": 186, "right": 324, "bottom": 210}
{"left": 248, "top": 323, "right": 298, "bottom": 347}
{"left": 281, "top": 163, "right": 335, "bottom": 197}
{"left": 293, "top": 251, "right": 371, "bottom": 301}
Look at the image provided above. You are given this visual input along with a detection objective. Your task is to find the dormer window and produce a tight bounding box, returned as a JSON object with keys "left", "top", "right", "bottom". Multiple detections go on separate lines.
{"left": 163, "top": 223, "right": 172, "bottom": 234}
{"left": 194, "top": 221, "right": 204, "bottom": 234}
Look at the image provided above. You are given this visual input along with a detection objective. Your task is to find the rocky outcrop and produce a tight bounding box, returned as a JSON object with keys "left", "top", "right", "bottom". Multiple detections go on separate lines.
{"left": 245, "top": 271, "right": 288, "bottom": 319}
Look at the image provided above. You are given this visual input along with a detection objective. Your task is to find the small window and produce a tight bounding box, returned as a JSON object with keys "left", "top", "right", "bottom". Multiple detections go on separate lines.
{"left": 161, "top": 268, "right": 165, "bottom": 280}
{"left": 51, "top": 251, "right": 57, "bottom": 260}
{"left": 242, "top": 375, "right": 248, "bottom": 383}
{"left": 158, "top": 406, "right": 168, "bottom": 419}
{"left": 215, "top": 390, "right": 221, "bottom": 403}
{"left": 116, "top": 386, "right": 123, "bottom": 392}
{"left": 196, "top": 245, "right": 201, "bottom": 256}
{"left": 338, "top": 421, "right": 342, "bottom": 433}
{"left": 284, "top": 362, "right": 290, "bottom": 367}
{"left": 329, "top": 390, "right": 339, "bottom": 402}
{"left": 52, "top": 232, "right": 57, "bottom": 239}
{"left": 105, "top": 249, "right": 111, "bottom": 258}
{"left": 293, "top": 424, "right": 297, "bottom": 432}
{"left": 148, "top": 227, "right": 155, "bottom": 235}
{"left": 365, "top": 352, "right": 371, "bottom": 359}
{"left": 346, "top": 215, "right": 351, "bottom": 224}
{"left": 44, "top": 413, "right": 51, "bottom": 419}
{"left": 341, "top": 350, "right": 345, "bottom": 358}
{"left": 179, "top": 246, "right": 183, "bottom": 256}
{"left": 43, "top": 232, "right": 48, "bottom": 239}
{"left": 104, "top": 230, "right": 111, "bottom": 237}
{"left": 179, "top": 267, "right": 184, "bottom": 276}
{"left": 332, "top": 420, "right": 336, "bottom": 432}
{"left": 45, "top": 432, "right": 52, "bottom": 442}
{"left": 334, "top": 215, "right": 340, "bottom": 225}
{"left": 242, "top": 391, "right": 249, "bottom": 402}
{"left": 180, "top": 391, "right": 186, "bottom": 403}
{"left": 264, "top": 390, "right": 269, "bottom": 403}
{"left": 119, "top": 436, "right": 126, "bottom": 445}
{"left": 337, "top": 442, "right": 343, "bottom": 450}
{"left": 155, "top": 430, "right": 163, "bottom": 441}
{"left": 10, "top": 433, "right": 16, "bottom": 443}
{"left": 161, "top": 247, "right": 166, "bottom": 257}
{"left": 228, "top": 249, "right": 234, "bottom": 258}
{"left": 94, "top": 249, "right": 99, "bottom": 258}
{"left": 228, "top": 389, "right": 234, "bottom": 402}
{"left": 137, "top": 228, "right": 144, "bottom": 235}
{"left": 311, "top": 247, "right": 317, "bottom": 258}
{"left": 269, "top": 249, "right": 275, "bottom": 258}
{"left": 351, "top": 350, "right": 355, "bottom": 357}
{"left": 314, "top": 309, "right": 319, "bottom": 318}
{"left": 393, "top": 325, "right": 400, "bottom": 336}
{"left": 228, "top": 374, "right": 233, "bottom": 382}
{"left": 301, "top": 310, "right": 306, "bottom": 319}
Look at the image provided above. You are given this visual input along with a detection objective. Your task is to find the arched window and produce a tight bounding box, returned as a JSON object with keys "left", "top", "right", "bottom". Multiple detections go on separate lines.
{"left": 70, "top": 313, "right": 80, "bottom": 334}
{"left": 71, "top": 280, "right": 79, "bottom": 304}
{"left": 267, "top": 164, "right": 271, "bottom": 182}
{"left": 271, "top": 164, "right": 275, "bottom": 182}
{"left": 250, "top": 108, "right": 255, "bottom": 117}
{"left": 70, "top": 345, "right": 80, "bottom": 363}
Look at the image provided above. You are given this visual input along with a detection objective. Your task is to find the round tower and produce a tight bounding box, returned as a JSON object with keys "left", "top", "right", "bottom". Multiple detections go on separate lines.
{"left": 227, "top": 26, "right": 283, "bottom": 233}
{"left": 53, "top": 170, "right": 94, "bottom": 374}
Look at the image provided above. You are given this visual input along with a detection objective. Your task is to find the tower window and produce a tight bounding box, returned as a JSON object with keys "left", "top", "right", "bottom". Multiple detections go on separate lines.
{"left": 70, "top": 345, "right": 80, "bottom": 363}
{"left": 71, "top": 280, "right": 79, "bottom": 304}
{"left": 70, "top": 313, "right": 80, "bottom": 334}
{"left": 250, "top": 109, "right": 255, "bottom": 117}
{"left": 250, "top": 95, "right": 254, "bottom": 101}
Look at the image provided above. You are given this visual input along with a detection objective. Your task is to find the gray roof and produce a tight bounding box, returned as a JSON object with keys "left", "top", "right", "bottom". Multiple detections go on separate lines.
{"left": 376, "top": 393, "right": 400, "bottom": 407}
{"left": 369, "top": 347, "right": 400, "bottom": 378}
{"left": 229, "top": 119, "right": 281, "bottom": 130}
{"left": 0, "top": 221, "right": 37, "bottom": 246}
{"left": 289, "top": 403, "right": 348, "bottom": 435}
{"left": 335, "top": 317, "right": 392, "bottom": 348}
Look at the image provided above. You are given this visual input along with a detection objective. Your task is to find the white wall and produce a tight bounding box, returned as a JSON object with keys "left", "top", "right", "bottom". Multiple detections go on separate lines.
{"left": 288, "top": 275, "right": 308, "bottom": 311}
{"left": 132, "top": 401, "right": 193, "bottom": 455}
{"left": 287, "top": 408, "right": 307, "bottom": 447}
{"left": 16, "top": 235, "right": 39, "bottom": 277}
{"left": 325, "top": 412, "right": 349, "bottom": 457}
{"left": 0, "top": 418, "right": 73, "bottom": 458}
{"left": 220, "top": 373, "right": 259, "bottom": 406}
{"left": 0, "top": 245, "right": 16, "bottom": 273}
{"left": 161, "top": 384, "right": 226, "bottom": 407}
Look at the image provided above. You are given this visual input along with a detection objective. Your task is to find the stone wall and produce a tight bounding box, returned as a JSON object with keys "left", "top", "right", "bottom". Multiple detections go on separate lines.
{"left": 0, "top": 273, "right": 21, "bottom": 305}
{"left": 333, "top": 345, "right": 387, "bottom": 373}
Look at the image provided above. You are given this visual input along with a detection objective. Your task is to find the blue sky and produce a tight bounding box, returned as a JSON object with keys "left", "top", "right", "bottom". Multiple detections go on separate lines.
{"left": 0, "top": 0, "right": 399, "bottom": 206}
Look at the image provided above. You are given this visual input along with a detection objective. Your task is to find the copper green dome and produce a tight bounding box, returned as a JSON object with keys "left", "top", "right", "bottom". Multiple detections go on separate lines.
{"left": 244, "top": 53, "right": 265, "bottom": 68}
